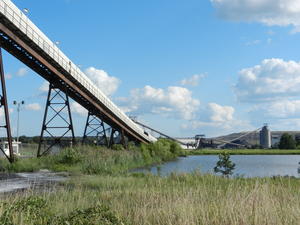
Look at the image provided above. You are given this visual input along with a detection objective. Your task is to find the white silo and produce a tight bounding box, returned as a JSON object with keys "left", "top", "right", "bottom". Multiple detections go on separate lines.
{"left": 260, "top": 124, "right": 271, "bottom": 149}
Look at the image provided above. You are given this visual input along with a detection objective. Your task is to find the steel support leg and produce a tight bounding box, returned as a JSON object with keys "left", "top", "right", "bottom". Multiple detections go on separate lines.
{"left": 108, "top": 128, "right": 127, "bottom": 148}
{"left": 82, "top": 111, "right": 109, "bottom": 146}
{"left": 37, "top": 83, "right": 75, "bottom": 157}
{"left": 0, "top": 48, "right": 14, "bottom": 163}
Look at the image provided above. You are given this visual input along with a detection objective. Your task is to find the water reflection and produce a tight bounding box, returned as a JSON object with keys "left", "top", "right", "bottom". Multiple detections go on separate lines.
{"left": 136, "top": 155, "right": 300, "bottom": 178}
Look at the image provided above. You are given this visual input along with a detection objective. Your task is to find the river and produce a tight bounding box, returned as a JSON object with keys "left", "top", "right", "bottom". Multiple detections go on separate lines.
{"left": 136, "top": 155, "right": 300, "bottom": 177}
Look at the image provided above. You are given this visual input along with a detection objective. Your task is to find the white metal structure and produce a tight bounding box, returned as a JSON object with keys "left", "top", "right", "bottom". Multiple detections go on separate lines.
{"left": 0, "top": 0, "right": 156, "bottom": 143}
{"left": 1, "top": 140, "right": 20, "bottom": 156}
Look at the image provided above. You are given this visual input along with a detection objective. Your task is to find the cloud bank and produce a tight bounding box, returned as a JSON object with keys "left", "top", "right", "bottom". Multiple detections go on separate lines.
{"left": 235, "top": 58, "right": 300, "bottom": 102}
{"left": 84, "top": 67, "right": 120, "bottom": 96}
{"left": 118, "top": 85, "right": 200, "bottom": 120}
{"left": 180, "top": 74, "right": 205, "bottom": 87}
{"left": 211, "top": 0, "right": 300, "bottom": 32}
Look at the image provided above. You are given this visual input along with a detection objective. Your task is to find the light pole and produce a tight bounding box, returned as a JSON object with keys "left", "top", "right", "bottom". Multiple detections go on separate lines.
{"left": 13, "top": 100, "right": 25, "bottom": 143}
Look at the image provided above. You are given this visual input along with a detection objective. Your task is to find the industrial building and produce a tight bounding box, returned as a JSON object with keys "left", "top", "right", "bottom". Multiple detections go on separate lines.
{"left": 260, "top": 124, "right": 271, "bottom": 148}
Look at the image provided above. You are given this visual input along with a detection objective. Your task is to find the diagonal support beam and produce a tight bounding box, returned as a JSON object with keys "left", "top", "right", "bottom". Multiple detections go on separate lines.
{"left": 37, "top": 83, "right": 75, "bottom": 157}
{"left": 82, "top": 111, "right": 109, "bottom": 147}
{"left": 108, "top": 128, "right": 127, "bottom": 148}
{"left": 0, "top": 48, "right": 14, "bottom": 163}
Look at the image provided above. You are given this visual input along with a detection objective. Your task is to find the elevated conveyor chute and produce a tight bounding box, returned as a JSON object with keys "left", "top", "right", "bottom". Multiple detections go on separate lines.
{"left": 0, "top": 0, "right": 157, "bottom": 156}
{"left": 132, "top": 119, "right": 187, "bottom": 146}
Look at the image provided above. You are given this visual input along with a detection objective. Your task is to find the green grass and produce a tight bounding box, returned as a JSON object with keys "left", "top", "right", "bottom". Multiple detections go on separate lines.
{"left": 0, "top": 139, "right": 185, "bottom": 175}
{"left": 1, "top": 142, "right": 300, "bottom": 224}
{"left": 1, "top": 173, "right": 300, "bottom": 225}
{"left": 187, "top": 148, "right": 300, "bottom": 155}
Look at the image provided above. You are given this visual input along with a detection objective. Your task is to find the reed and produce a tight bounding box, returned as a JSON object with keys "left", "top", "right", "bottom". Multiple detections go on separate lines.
{"left": 1, "top": 173, "right": 300, "bottom": 225}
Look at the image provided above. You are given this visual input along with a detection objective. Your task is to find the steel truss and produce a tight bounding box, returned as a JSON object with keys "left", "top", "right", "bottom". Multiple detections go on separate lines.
{"left": 82, "top": 112, "right": 127, "bottom": 148}
{"left": 37, "top": 83, "right": 75, "bottom": 157}
{"left": 0, "top": 48, "right": 14, "bottom": 162}
{"left": 82, "top": 112, "right": 109, "bottom": 146}
{"left": 109, "top": 128, "right": 127, "bottom": 148}
{"left": 82, "top": 111, "right": 128, "bottom": 148}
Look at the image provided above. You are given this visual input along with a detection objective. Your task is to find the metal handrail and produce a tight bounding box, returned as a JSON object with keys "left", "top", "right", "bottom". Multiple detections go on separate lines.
{"left": 0, "top": 0, "right": 156, "bottom": 142}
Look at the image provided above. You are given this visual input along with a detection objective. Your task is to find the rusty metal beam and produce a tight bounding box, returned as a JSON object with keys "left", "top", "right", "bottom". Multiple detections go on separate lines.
{"left": 82, "top": 111, "right": 109, "bottom": 147}
{"left": 0, "top": 20, "right": 149, "bottom": 145}
{"left": 0, "top": 48, "right": 14, "bottom": 162}
{"left": 37, "top": 83, "right": 75, "bottom": 157}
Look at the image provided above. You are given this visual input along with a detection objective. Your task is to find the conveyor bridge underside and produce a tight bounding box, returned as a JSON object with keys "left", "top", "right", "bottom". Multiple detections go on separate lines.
{"left": 0, "top": 0, "right": 156, "bottom": 145}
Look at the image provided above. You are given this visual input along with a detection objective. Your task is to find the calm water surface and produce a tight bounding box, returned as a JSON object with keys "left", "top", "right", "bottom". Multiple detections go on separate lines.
{"left": 137, "top": 155, "right": 300, "bottom": 177}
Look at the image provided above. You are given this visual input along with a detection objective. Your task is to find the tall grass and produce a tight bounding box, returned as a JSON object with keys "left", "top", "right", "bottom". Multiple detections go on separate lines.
{"left": 0, "top": 139, "right": 185, "bottom": 175}
{"left": 1, "top": 173, "right": 300, "bottom": 225}
{"left": 1, "top": 141, "right": 299, "bottom": 224}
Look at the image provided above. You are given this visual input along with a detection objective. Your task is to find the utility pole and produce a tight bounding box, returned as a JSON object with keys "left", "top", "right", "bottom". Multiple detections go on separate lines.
{"left": 13, "top": 100, "right": 24, "bottom": 143}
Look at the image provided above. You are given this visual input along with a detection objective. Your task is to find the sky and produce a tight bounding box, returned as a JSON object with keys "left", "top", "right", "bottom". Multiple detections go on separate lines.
{"left": 3, "top": 0, "right": 300, "bottom": 138}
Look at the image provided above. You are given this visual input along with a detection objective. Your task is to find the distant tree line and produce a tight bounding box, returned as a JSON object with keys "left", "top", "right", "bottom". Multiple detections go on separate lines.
{"left": 278, "top": 133, "right": 299, "bottom": 149}
{"left": 17, "top": 136, "right": 83, "bottom": 144}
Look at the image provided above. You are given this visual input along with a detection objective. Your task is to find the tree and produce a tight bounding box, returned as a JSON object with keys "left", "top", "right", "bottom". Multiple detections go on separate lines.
{"left": 278, "top": 133, "right": 296, "bottom": 149}
{"left": 214, "top": 152, "right": 235, "bottom": 177}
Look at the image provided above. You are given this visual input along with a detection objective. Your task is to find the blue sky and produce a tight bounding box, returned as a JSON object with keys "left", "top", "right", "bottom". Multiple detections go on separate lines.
{"left": 3, "top": 0, "right": 300, "bottom": 138}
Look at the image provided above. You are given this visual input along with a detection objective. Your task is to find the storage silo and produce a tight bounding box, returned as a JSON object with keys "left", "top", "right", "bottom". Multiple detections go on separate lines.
{"left": 260, "top": 124, "right": 271, "bottom": 148}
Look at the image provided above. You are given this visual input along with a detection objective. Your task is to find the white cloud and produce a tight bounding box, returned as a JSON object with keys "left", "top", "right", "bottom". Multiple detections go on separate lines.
{"left": 118, "top": 85, "right": 200, "bottom": 120}
{"left": 39, "top": 81, "right": 49, "bottom": 92}
{"left": 211, "top": 0, "right": 300, "bottom": 32}
{"left": 271, "top": 118, "right": 300, "bottom": 130}
{"left": 266, "top": 100, "right": 300, "bottom": 118}
{"left": 235, "top": 58, "right": 300, "bottom": 102}
{"left": 16, "top": 67, "right": 28, "bottom": 77}
{"left": 180, "top": 74, "right": 205, "bottom": 86}
{"left": 246, "top": 40, "right": 261, "bottom": 46}
{"left": 25, "top": 103, "right": 41, "bottom": 111}
{"left": 71, "top": 102, "right": 87, "bottom": 116}
{"left": 208, "top": 103, "right": 234, "bottom": 122}
{"left": 84, "top": 67, "right": 120, "bottom": 96}
{"left": 181, "top": 103, "right": 253, "bottom": 136}
{"left": 249, "top": 99, "right": 300, "bottom": 118}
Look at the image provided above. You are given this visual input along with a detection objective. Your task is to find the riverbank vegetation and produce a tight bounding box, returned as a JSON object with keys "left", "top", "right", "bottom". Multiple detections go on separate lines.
{"left": 1, "top": 173, "right": 300, "bottom": 224}
{"left": 1, "top": 141, "right": 300, "bottom": 224}
{"left": 0, "top": 139, "right": 184, "bottom": 174}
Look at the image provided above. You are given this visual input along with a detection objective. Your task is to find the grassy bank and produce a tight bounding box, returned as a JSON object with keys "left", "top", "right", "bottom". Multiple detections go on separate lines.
{"left": 1, "top": 142, "right": 300, "bottom": 224}
{"left": 187, "top": 149, "right": 300, "bottom": 155}
{"left": 1, "top": 173, "right": 300, "bottom": 225}
{"left": 0, "top": 139, "right": 184, "bottom": 175}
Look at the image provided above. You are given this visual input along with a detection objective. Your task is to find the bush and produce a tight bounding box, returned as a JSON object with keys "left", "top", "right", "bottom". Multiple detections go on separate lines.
{"left": 58, "top": 204, "right": 124, "bottom": 225}
{"left": 140, "top": 139, "right": 183, "bottom": 163}
{"left": 112, "top": 144, "right": 125, "bottom": 151}
{"left": 0, "top": 196, "right": 49, "bottom": 225}
{"left": 279, "top": 133, "right": 296, "bottom": 149}
{"left": 127, "top": 141, "right": 138, "bottom": 151}
{"left": 57, "top": 147, "right": 81, "bottom": 164}
{"left": 0, "top": 196, "right": 124, "bottom": 225}
{"left": 214, "top": 152, "right": 235, "bottom": 177}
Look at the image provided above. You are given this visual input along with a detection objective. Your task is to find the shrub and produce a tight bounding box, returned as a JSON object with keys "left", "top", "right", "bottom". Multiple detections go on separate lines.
{"left": 279, "top": 133, "right": 296, "bottom": 149}
{"left": 57, "top": 147, "right": 81, "bottom": 164}
{"left": 214, "top": 152, "right": 235, "bottom": 177}
{"left": 58, "top": 204, "right": 124, "bottom": 225}
{"left": 0, "top": 196, "right": 49, "bottom": 225}
{"left": 112, "top": 144, "right": 125, "bottom": 151}
{"left": 0, "top": 196, "right": 124, "bottom": 225}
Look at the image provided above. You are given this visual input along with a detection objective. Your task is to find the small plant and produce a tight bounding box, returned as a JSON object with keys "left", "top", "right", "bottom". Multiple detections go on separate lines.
{"left": 214, "top": 152, "right": 235, "bottom": 177}
{"left": 59, "top": 204, "right": 124, "bottom": 225}
{"left": 57, "top": 147, "right": 81, "bottom": 165}
{"left": 112, "top": 144, "right": 125, "bottom": 151}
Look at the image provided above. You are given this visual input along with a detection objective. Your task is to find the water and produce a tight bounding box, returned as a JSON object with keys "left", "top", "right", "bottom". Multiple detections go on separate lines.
{"left": 0, "top": 170, "right": 67, "bottom": 193}
{"left": 136, "top": 155, "right": 300, "bottom": 177}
